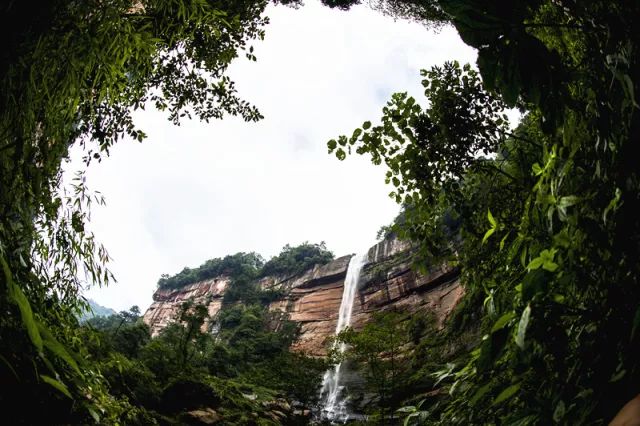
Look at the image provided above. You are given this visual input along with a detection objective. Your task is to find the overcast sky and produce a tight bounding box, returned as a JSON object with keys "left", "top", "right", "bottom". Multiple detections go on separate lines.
{"left": 74, "top": 0, "right": 477, "bottom": 312}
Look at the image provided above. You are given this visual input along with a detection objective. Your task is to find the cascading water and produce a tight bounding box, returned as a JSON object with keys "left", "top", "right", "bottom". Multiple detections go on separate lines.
{"left": 319, "top": 251, "right": 368, "bottom": 423}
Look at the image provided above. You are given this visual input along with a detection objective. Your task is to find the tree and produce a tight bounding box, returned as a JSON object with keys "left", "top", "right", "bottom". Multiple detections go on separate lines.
{"left": 330, "top": 61, "right": 512, "bottom": 264}
{"left": 260, "top": 241, "right": 335, "bottom": 278}
{"left": 336, "top": 311, "right": 411, "bottom": 424}
{"left": 328, "top": 1, "right": 640, "bottom": 422}
{"left": 319, "top": 0, "right": 449, "bottom": 29}
{"left": 0, "top": 0, "right": 272, "bottom": 422}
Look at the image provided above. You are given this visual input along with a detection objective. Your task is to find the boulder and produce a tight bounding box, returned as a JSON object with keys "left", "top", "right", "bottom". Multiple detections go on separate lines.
{"left": 182, "top": 408, "right": 221, "bottom": 425}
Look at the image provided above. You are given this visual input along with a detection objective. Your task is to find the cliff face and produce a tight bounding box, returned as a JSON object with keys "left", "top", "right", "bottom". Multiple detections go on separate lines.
{"left": 143, "top": 277, "right": 230, "bottom": 337}
{"left": 143, "top": 238, "right": 462, "bottom": 356}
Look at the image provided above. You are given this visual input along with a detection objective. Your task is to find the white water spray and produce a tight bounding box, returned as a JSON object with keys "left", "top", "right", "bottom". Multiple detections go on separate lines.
{"left": 319, "top": 252, "right": 368, "bottom": 423}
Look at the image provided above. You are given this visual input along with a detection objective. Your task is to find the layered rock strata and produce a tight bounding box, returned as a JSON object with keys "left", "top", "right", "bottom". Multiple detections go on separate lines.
{"left": 143, "top": 238, "right": 463, "bottom": 355}
{"left": 143, "top": 277, "right": 230, "bottom": 337}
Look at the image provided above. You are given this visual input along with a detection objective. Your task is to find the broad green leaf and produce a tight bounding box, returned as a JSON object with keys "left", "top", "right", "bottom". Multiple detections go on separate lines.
{"left": 542, "top": 261, "right": 558, "bottom": 272}
{"left": 492, "top": 383, "right": 521, "bottom": 405}
{"left": 558, "top": 195, "right": 580, "bottom": 208}
{"left": 40, "top": 374, "right": 72, "bottom": 399}
{"left": 396, "top": 406, "right": 416, "bottom": 413}
{"left": 491, "top": 312, "right": 515, "bottom": 333}
{"left": 469, "top": 382, "right": 492, "bottom": 405}
{"left": 516, "top": 305, "right": 531, "bottom": 349}
{"left": 553, "top": 294, "right": 566, "bottom": 304}
{"left": 327, "top": 139, "right": 337, "bottom": 151}
{"left": 527, "top": 257, "right": 544, "bottom": 270}
{"left": 362, "top": 121, "right": 372, "bottom": 130}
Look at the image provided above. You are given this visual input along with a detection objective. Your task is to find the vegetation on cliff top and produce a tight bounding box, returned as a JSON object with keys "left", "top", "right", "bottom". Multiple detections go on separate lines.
{"left": 157, "top": 242, "right": 334, "bottom": 290}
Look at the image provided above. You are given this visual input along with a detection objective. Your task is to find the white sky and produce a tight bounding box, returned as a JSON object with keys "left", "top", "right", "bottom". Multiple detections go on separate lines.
{"left": 75, "top": 0, "right": 477, "bottom": 311}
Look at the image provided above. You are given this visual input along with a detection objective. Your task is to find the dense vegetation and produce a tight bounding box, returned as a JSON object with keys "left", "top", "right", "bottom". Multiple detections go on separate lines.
{"left": 0, "top": 0, "right": 274, "bottom": 422}
{"left": 1, "top": 0, "right": 639, "bottom": 424}
{"left": 260, "top": 242, "right": 334, "bottom": 279}
{"left": 82, "top": 261, "right": 327, "bottom": 424}
{"left": 157, "top": 242, "right": 334, "bottom": 290}
{"left": 329, "top": 0, "right": 640, "bottom": 424}
{"left": 82, "top": 303, "right": 326, "bottom": 425}
{"left": 157, "top": 252, "right": 265, "bottom": 290}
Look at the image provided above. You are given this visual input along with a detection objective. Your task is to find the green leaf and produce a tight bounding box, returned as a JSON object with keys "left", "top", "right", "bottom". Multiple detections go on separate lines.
{"left": 553, "top": 400, "right": 566, "bottom": 422}
{"left": 469, "top": 382, "right": 492, "bottom": 405}
{"left": 493, "top": 383, "right": 521, "bottom": 405}
{"left": 487, "top": 209, "right": 497, "bottom": 227}
{"left": 532, "top": 163, "right": 543, "bottom": 176}
{"left": 362, "top": 121, "right": 372, "bottom": 130}
{"left": 2, "top": 256, "right": 43, "bottom": 353}
{"left": 37, "top": 322, "right": 82, "bottom": 376}
{"left": 609, "top": 368, "right": 626, "bottom": 382}
{"left": 491, "top": 312, "right": 515, "bottom": 333}
{"left": 558, "top": 195, "right": 580, "bottom": 209}
{"left": 527, "top": 257, "right": 544, "bottom": 270}
{"left": 40, "top": 374, "right": 72, "bottom": 399}
{"left": 499, "top": 233, "right": 509, "bottom": 251}
{"left": 603, "top": 188, "right": 622, "bottom": 224}
{"left": 516, "top": 304, "right": 531, "bottom": 349}
{"left": 88, "top": 408, "right": 100, "bottom": 423}
{"left": 482, "top": 227, "right": 496, "bottom": 244}
{"left": 327, "top": 139, "right": 337, "bottom": 152}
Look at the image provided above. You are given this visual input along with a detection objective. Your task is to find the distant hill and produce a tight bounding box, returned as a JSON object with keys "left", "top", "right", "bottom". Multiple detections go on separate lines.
{"left": 79, "top": 299, "right": 117, "bottom": 322}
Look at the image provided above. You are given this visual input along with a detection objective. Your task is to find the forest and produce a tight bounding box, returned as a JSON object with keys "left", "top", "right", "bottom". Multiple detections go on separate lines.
{"left": 1, "top": 0, "right": 639, "bottom": 424}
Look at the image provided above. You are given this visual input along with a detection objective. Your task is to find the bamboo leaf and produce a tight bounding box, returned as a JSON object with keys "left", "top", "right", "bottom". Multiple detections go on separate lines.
{"left": 492, "top": 383, "right": 521, "bottom": 405}
{"left": 37, "top": 322, "right": 82, "bottom": 376}
{"left": 40, "top": 374, "right": 72, "bottom": 399}
{"left": 482, "top": 227, "right": 496, "bottom": 244}
{"left": 487, "top": 209, "right": 497, "bottom": 227}
{"left": 2, "top": 256, "right": 43, "bottom": 352}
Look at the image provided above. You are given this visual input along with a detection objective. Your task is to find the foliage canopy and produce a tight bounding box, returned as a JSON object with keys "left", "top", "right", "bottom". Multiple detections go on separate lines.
{"left": 330, "top": 0, "right": 640, "bottom": 423}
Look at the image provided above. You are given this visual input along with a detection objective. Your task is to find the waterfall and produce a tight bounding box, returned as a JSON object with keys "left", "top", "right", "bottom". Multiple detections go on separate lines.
{"left": 319, "top": 251, "right": 368, "bottom": 423}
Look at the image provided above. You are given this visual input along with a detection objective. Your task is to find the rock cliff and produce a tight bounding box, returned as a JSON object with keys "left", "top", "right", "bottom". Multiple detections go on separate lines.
{"left": 143, "top": 238, "right": 462, "bottom": 356}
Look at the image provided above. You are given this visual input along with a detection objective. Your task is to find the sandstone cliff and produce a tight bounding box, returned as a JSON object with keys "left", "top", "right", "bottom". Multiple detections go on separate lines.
{"left": 143, "top": 238, "right": 462, "bottom": 356}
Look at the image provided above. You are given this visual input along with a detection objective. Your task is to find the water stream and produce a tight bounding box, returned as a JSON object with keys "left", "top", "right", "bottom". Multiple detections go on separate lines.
{"left": 319, "top": 251, "right": 368, "bottom": 423}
